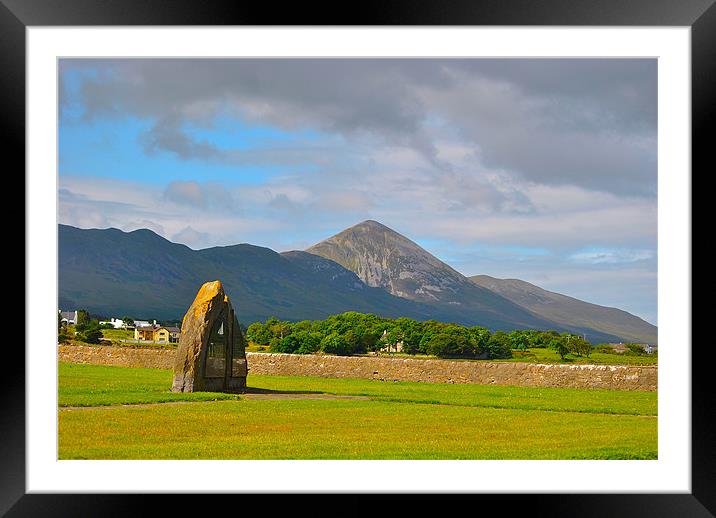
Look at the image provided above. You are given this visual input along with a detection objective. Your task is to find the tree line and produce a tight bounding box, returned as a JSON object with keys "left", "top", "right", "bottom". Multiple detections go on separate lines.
{"left": 245, "top": 311, "right": 595, "bottom": 360}
{"left": 58, "top": 309, "right": 103, "bottom": 343}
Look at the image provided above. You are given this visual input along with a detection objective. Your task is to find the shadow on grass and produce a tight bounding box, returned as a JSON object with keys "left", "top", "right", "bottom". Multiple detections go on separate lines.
{"left": 242, "top": 387, "right": 326, "bottom": 396}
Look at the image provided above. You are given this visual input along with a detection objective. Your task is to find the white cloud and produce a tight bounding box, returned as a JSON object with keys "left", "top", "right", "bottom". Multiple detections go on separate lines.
{"left": 172, "top": 226, "right": 210, "bottom": 248}
{"left": 569, "top": 249, "right": 655, "bottom": 264}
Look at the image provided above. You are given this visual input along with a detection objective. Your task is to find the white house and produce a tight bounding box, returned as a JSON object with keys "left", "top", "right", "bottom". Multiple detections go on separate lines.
{"left": 379, "top": 329, "right": 404, "bottom": 353}
{"left": 59, "top": 310, "right": 78, "bottom": 325}
{"left": 98, "top": 318, "right": 127, "bottom": 329}
{"left": 133, "top": 320, "right": 155, "bottom": 328}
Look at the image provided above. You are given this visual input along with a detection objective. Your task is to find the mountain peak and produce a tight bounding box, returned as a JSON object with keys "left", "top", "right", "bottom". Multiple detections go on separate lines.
{"left": 336, "top": 219, "right": 405, "bottom": 238}
{"left": 352, "top": 219, "right": 390, "bottom": 229}
{"left": 306, "top": 220, "right": 468, "bottom": 302}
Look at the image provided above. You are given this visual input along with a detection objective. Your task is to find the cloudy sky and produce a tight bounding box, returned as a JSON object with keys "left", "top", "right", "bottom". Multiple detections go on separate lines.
{"left": 58, "top": 58, "right": 657, "bottom": 324}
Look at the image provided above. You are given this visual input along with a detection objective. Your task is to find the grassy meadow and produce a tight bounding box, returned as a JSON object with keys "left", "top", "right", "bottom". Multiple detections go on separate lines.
{"left": 58, "top": 362, "right": 657, "bottom": 460}
{"left": 98, "top": 328, "right": 134, "bottom": 341}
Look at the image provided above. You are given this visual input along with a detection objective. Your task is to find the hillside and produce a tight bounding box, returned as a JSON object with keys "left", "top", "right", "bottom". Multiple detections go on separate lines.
{"left": 470, "top": 275, "right": 657, "bottom": 344}
{"left": 59, "top": 224, "right": 465, "bottom": 325}
{"left": 59, "top": 222, "right": 655, "bottom": 343}
{"left": 305, "top": 220, "right": 599, "bottom": 335}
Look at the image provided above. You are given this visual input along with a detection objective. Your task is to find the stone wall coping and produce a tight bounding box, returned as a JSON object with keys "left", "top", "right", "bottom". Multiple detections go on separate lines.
{"left": 58, "top": 344, "right": 657, "bottom": 391}
{"left": 244, "top": 351, "right": 658, "bottom": 370}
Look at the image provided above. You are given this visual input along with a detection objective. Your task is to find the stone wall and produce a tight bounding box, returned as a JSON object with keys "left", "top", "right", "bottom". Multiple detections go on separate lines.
{"left": 246, "top": 353, "right": 657, "bottom": 391}
{"left": 58, "top": 344, "right": 657, "bottom": 391}
{"left": 58, "top": 344, "right": 176, "bottom": 369}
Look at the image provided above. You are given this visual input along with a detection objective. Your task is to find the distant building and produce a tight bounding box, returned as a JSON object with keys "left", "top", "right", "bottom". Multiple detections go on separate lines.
{"left": 134, "top": 324, "right": 155, "bottom": 341}
{"left": 379, "top": 329, "right": 404, "bottom": 353}
{"left": 609, "top": 343, "right": 628, "bottom": 353}
{"left": 608, "top": 342, "right": 655, "bottom": 354}
{"left": 155, "top": 326, "right": 181, "bottom": 343}
{"left": 59, "top": 310, "right": 78, "bottom": 325}
{"left": 133, "top": 320, "right": 153, "bottom": 328}
{"left": 98, "top": 317, "right": 126, "bottom": 329}
{"left": 134, "top": 322, "right": 180, "bottom": 343}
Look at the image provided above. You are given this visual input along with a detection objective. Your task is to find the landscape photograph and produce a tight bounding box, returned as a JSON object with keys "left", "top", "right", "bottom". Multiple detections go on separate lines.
{"left": 57, "top": 58, "right": 658, "bottom": 460}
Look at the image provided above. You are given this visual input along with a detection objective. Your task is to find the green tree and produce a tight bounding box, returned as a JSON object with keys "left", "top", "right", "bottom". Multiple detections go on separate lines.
{"left": 271, "top": 334, "right": 301, "bottom": 353}
{"left": 469, "top": 326, "right": 491, "bottom": 357}
{"left": 567, "top": 334, "right": 592, "bottom": 357}
{"left": 550, "top": 335, "right": 570, "bottom": 361}
{"left": 246, "top": 322, "right": 272, "bottom": 345}
{"left": 76, "top": 319, "right": 102, "bottom": 344}
{"left": 76, "top": 309, "right": 90, "bottom": 327}
{"left": 320, "top": 332, "right": 351, "bottom": 355}
{"left": 265, "top": 317, "right": 292, "bottom": 341}
{"left": 342, "top": 330, "right": 360, "bottom": 354}
{"left": 487, "top": 331, "right": 513, "bottom": 359}
{"left": 292, "top": 320, "right": 313, "bottom": 334}
{"left": 294, "top": 331, "right": 322, "bottom": 354}
{"left": 58, "top": 311, "right": 70, "bottom": 343}
{"left": 509, "top": 330, "right": 530, "bottom": 352}
{"left": 425, "top": 326, "right": 472, "bottom": 358}
{"left": 625, "top": 343, "right": 646, "bottom": 355}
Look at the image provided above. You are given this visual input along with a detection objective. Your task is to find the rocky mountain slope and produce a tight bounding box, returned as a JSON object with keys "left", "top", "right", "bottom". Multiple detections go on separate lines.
{"left": 307, "top": 220, "right": 472, "bottom": 302}
{"left": 470, "top": 275, "right": 657, "bottom": 344}
{"left": 305, "top": 221, "right": 618, "bottom": 339}
{"left": 306, "top": 220, "right": 656, "bottom": 344}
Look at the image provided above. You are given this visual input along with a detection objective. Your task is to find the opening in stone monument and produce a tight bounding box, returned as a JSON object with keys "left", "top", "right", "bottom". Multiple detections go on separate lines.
{"left": 204, "top": 314, "right": 227, "bottom": 378}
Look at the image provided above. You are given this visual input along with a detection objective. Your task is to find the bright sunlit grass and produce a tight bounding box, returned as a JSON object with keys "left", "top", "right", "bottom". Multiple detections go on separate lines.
{"left": 58, "top": 362, "right": 657, "bottom": 460}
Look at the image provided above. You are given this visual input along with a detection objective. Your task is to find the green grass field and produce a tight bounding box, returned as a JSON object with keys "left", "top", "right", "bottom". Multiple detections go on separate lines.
{"left": 58, "top": 362, "right": 657, "bottom": 460}
{"left": 99, "top": 328, "right": 134, "bottom": 341}
{"left": 496, "top": 348, "right": 658, "bottom": 365}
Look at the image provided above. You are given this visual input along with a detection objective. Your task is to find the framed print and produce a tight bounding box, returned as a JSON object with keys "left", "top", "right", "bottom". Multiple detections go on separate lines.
{"left": 5, "top": 0, "right": 710, "bottom": 515}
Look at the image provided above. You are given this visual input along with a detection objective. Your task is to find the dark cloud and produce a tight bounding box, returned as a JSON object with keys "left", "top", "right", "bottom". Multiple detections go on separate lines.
{"left": 140, "top": 116, "right": 221, "bottom": 160}
{"left": 60, "top": 58, "right": 657, "bottom": 196}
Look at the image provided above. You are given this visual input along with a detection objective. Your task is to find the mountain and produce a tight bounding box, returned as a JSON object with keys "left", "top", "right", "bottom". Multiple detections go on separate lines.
{"left": 59, "top": 224, "right": 466, "bottom": 325}
{"left": 470, "top": 275, "right": 657, "bottom": 344}
{"left": 305, "top": 220, "right": 582, "bottom": 334}
{"left": 307, "top": 220, "right": 472, "bottom": 302}
{"left": 305, "top": 220, "right": 656, "bottom": 344}
{"left": 59, "top": 222, "right": 656, "bottom": 344}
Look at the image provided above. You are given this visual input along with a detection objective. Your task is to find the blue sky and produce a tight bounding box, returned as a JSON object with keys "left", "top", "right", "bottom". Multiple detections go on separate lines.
{"left": 58, "top": 59, "right": 657, "bottom": 324}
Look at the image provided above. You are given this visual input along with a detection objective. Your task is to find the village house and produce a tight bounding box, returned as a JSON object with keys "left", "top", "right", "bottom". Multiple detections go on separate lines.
{"left": 379, "top": 329, "right": 404, "bottom": 353}
{"left": 59, "top": 310, "right": 78, "bottom": 325}
{"left": 134, "top": 322, "right": 181, "bottom": 343}
{"left": 98, "top": 317, "right": 127, "bottom": 329}
{"left": 155, "top": 326, "right": 181, "bottom": 343}
{"left": 608, "top": 342, "right": 655, "bottom": 354}
{"left": 609, "top": 343, "right": 629, "bottom": 353}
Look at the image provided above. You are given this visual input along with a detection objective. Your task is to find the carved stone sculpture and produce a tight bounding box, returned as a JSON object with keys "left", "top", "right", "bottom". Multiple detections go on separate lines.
{"left": 171, "top": 280, "right": 248, "bottom": 393}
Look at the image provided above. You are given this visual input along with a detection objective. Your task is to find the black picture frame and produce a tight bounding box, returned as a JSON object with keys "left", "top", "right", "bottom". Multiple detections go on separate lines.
{"left": 4, "top": 0, "right": 709, "bottom": 514}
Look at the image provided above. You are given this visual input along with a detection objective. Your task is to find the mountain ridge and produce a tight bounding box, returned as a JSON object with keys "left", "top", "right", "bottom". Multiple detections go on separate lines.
{"left": 305, "top": 220, "right": 656, "bottom": 344}
{"left": 470, "top": 274, "right": 656, "bottom": 344}
{"left": 59, "top": 224, "right": 485, "bottom": 326}
{"left": 58, "top": 222, "right": 656, "bottom": 344}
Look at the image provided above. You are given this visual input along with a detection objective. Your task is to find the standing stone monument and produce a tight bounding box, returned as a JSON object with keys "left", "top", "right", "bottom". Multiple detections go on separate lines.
{"left": 171, "top": 280, "right": 248, "bottom": 393}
